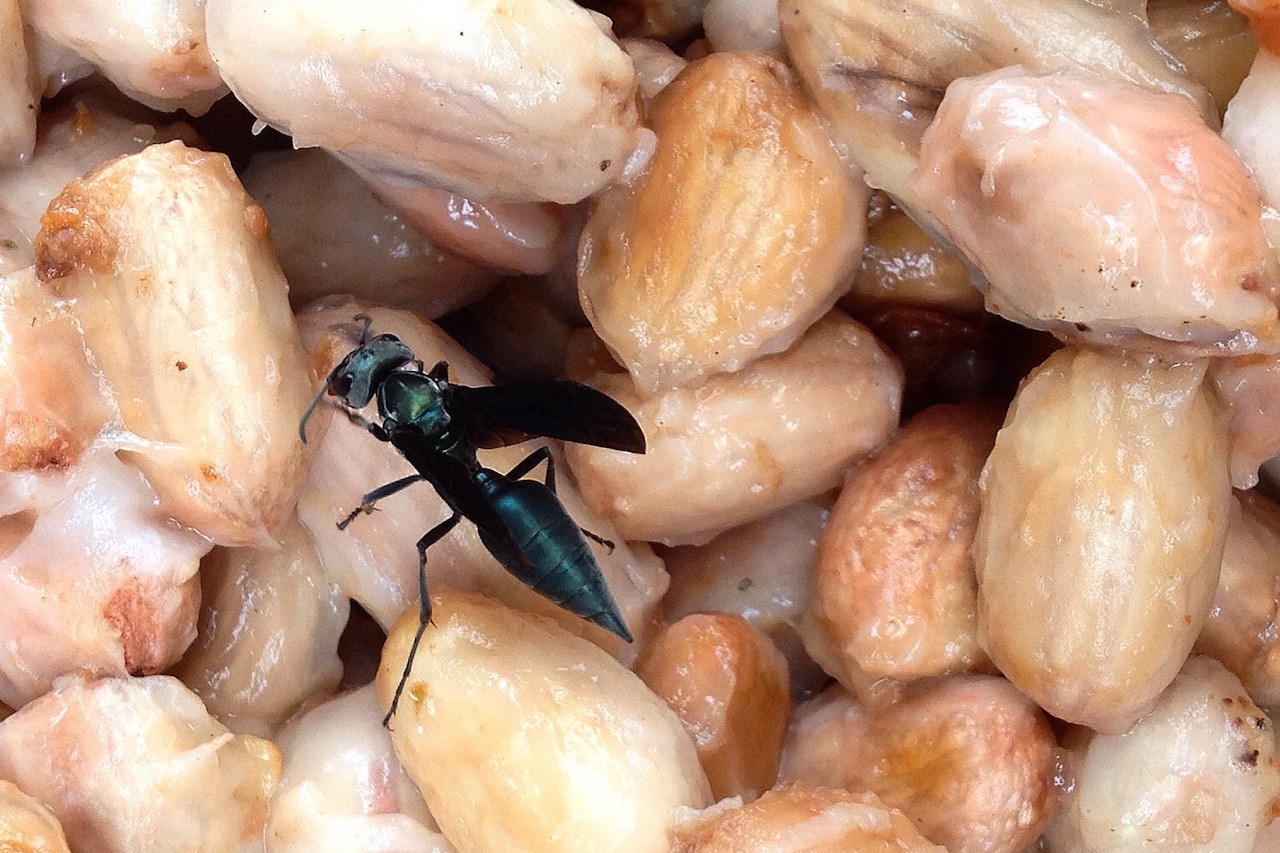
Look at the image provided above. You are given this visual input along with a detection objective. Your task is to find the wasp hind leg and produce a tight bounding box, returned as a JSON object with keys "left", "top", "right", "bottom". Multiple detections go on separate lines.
{"left": 504, "top": 447, "right": 615, "bottom": 552}
{"left": 383, "top": 512, "right": 461, "bottom": 727}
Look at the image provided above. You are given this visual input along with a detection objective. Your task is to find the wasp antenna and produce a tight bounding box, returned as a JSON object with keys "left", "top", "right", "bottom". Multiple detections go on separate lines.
{"left": 298, "top": 380, "right": 333, "bottom": 444}
{"left": 353, "top": 313, "right": 374, "bottom": 345}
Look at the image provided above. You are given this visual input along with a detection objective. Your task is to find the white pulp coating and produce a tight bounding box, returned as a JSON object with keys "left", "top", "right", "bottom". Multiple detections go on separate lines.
{"left": 267, "top": 685, "right": 454, "bottom": 853}
{"left": 1045, "top": 656, "right": 1280, "bottom": 853}
{"left": 20, "top": 0, "right": 227, "bottom": 113}
{"left": 917, "top": 68, "right": 1280, "bottom": 355}
{"left": 205, "top": 0, "right": 641, "bottom": 204}
{"left": 0, "top": 674, "right": 280, "bottom": 853}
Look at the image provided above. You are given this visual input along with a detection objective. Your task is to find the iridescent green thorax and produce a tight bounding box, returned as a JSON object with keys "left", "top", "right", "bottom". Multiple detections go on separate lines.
{"left": 378, "top": 372, "right": 449, "bottom": 436}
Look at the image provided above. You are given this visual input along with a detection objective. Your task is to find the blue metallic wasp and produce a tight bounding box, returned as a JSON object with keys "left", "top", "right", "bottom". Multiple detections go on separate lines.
{"left": 301, "top": 316, "right": 645, "bottom": 723}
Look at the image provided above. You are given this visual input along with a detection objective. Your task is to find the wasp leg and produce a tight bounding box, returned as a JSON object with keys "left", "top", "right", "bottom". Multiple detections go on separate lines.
{"left": 503, "top": 447, "right": 616, "bottom": 552}
{"left": 337, "top": 474, "right": 426, "bottom": 530}
{"left": 353, "top": 313, "right": 374, "bottom": 344}
{"left": 383, "top": 512, "right": 461, "bottom": 727}
{"left": 332, "top": 404, "right": 392, "bottom": 441}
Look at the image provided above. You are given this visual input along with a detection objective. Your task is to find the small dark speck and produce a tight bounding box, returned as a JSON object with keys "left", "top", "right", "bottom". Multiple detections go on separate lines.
{"left": 738, "top": 577, "right": 753, "bottom": 591}
{"left": 1255, "top": 716, "right": 1269, "bottom": 730}
{"left": 459, "top": 31, "right": 464, "bottom": 36}
{"left": 30, "top": 316, "right": 36, "bottom": 327}
{"left": 175, "top": 361, "right": 188, "bottom": 371}
{"left": 599, "top": 159, "right": 611, "bottom": 171}
{"left": 1225, "top": 696, "right": 1236, "bottom": 706}
{"left": 27, "top": 103, "right": 35, "bottom": 110}
{"left": 1, "top": 238, "right": 16, "bottom": 249}
{"left": 1098, "top": 263, "right": 1105, "bottom": 273}
{"left": 1075, "top": 322, "right": 1090, "bottom": 332}
{"left": 1130, "top": 279, "right": 1140, "bottom": 289}
{"left": 1240, "top": 749, "right": 1260, "bottom": 768}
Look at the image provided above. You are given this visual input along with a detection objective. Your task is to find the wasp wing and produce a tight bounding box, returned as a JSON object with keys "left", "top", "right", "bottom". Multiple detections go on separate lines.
{"left": 448, "top": 381, "right": 646, "bottom": 453}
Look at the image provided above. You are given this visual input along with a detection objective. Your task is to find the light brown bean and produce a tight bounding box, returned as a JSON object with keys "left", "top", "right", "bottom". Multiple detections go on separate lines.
{"left": 801, "top": 402, "right": 1000, "bottom": 700}
{"left": 839, "top": 206, "right": 983, "bottom": 317}
{"left": 976, "top": 347, "right": 1230, "bottom": 732}
{"left": 34, "top": 141, "right": 317, "bottom": 547}
{"left": 1194, "top": 490, "right": 1280, "bottom": 714}
{"left": 565, "top": 310, "right": 903, "bottom": 545}
{"left": 671, "top": 782, "right": 947, "bottom": 852}
{"left": 637, "top": 613, "right": 791, "bottom": 801}
{"left": 780, "top": 677, "right": 1062, "bottom": 853}
{"left": 578, "top": 51, "right": 869, "bottom": 393}
{"left": 377, "top": 589, "right": 712, "bottom": 853}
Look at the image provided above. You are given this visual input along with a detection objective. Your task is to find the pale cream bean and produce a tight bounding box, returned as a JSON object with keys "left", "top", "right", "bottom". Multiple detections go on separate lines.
{"left": 917, "top": 69, "right": 1280, "bottom": 357}
{"left": 0, "top": 0, "right": 35, "bottom": 165}
{"left": 780, "top": 0, "right": 1214, "bottom": 233}
{"left": 21, "top": 0, "right": 226, "bottom": 114}
{"left": 0, "top": 97, "right": 195, "bottom": 276}
{"left": 840, "top": 206, "right": 983, "bottom": 317}
{"left": 662, "top": 499, "right": 831, "bottom": 697}
{"left": 579, "top": 52, "right": 868, "bottom": 394}
{"left": 977, "top": 348, "right": 1230, "bottom": 732}
{"left": 1223, "top": 48, "right": 1280, "bottom": 251}
{"left": 565, "top": 310, "right": 903, "bottom": 545}
{"left": 0, "top": 780, "right": 71, "bottom": 853}
{"left": 34, "top": 141, "right": 316, "bottom": 547}
{"left": 296, "top": 302, "right": 668, "bottom": 660}
{"left": 206, "top": 0, "right": 640, "bottom": 205}
{"left": 801, "top": 402, "right": 1000, "bottom": 700}
{"left": 670, "top": 782, "right": 947, "bottom": 852}
{"left": 1194, "top": 491, "right": 1280, "bottom": 714}
{"left": 172, "top": 517, "right": 349, "bottom": 737}
{"left": 376, "top": 589, "right": 712, "bottom": 853}
{"left": 0, "top": 675, "right": 280, "bottom": 853}
{"left": 240, "top": 150, "right": 499, "bottom": 317}
{"left": 780, "top": 677, "right": 1061, "bottom": 853}
{"left": 1044, "top": 656, "right": 1280, "bottom": 853}
{"left": 636, "top": 613, "right": 791, "bottom": 801}
{"left": 702, "top": 0, "right": 784, "bottom": 53}
{"left": 1149, "top": 0, "right": 1258, "bottom": 115}
{"left": 267, "top": 685, "right": 454, "bottom": 853}
{"left": 620, "top": 38, "right": 687, "bottom": 102}
{"left": 0, "top": 447, "right": 206, "bottom": 708}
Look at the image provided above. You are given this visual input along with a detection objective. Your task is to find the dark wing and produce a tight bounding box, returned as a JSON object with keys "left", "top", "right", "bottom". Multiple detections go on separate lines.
{"left": 447, "top": 381, "right": 646, "bottom": 453}
{"left": 388, "top": 428, "right": 514, "bottom": 542}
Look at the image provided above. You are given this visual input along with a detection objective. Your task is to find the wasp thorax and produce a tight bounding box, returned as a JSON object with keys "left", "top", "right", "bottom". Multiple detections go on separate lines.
{"left": 329, "top": 335, "right": 416, "bottom": 408}
{"left": 379, "top": 373, "right": 449, "bottom": 434}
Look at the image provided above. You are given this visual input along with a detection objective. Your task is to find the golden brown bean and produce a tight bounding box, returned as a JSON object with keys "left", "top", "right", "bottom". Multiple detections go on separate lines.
{"left": 578, "top": 52, "right": 868, "bottom": 393}
{"left": 0, "top": 780, "right": 71, "bottom": 853}
{"left": 637, "top": 613, "right": 791, "bottom": 800}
